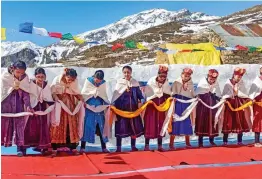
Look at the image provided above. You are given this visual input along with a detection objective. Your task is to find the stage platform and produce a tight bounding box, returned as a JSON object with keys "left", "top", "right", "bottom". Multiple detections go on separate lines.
{"left": 2, "top": 137, "right": 262, "bottom": 179}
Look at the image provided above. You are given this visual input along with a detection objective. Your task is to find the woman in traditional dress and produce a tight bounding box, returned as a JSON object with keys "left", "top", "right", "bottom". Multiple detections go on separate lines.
{"left": 112, "top": 66, "right": 144, "bottom": 152}
{"left": 221, "top": 67, "right": 251, "bottom": 145}
{"left": 143, "top": 65, "right": 171, "bottom": 152}
{"left": 80, "top": 70, "right": 110, "bottom": 153}
{"left": 195, "top": 69, "right": 221, "bottom": 147}
{"left": 249, "top": 67, "right": 262, "bottom": 147}
{"left": 169, "top": 68, "right": 194, "bottom": 150}
{"left": 1, "top": 61, "right": 34, "bottom": 156}
{"left": 24, "top": 68, "right": 54, "bottom": 154}
{"left": 50, "top": 68, "right": 84, "bottom": 157}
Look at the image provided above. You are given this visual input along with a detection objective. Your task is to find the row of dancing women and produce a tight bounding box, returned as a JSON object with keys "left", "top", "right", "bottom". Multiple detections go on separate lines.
{"left": 1, "top": 60, "right": 262, "bottom": 157}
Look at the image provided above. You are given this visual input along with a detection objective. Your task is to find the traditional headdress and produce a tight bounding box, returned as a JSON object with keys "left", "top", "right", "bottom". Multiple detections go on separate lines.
{"left": 233, "top": 67, "right": 246, "bottom": 76}
{"left": 208, "top": 69, "right": 219, "bottom": 78}
{"left": 182, "top": 68, "right": 193, "bottom": 76}
{"left": 158, "top": 65, "right": 168, "bottom": 74}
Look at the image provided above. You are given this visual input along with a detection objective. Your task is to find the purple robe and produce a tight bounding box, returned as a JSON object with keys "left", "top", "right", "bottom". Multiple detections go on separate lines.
{"left": 24, "top": 81, "right": 53, "bottom": 149}
{"left": 144, "top": 94, "right": 170, "bottom": 139}
{"left": 1, "top": 74, "right": 31, "bottom": 147}
{"left": 114, "top": 86, "right": 144, "bottom": 138}
{"left": 195, "top": 92, "right": 219, "bottom": 137}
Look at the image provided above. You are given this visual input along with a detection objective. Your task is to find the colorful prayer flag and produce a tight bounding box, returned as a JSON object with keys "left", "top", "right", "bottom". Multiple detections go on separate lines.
{"left": 19, "top": 22, "right": 33, "bottom": 34}
{"left": 61, "top": 33, "right": 74, "bottom": 40}
{"left": 48, "top": 32, "right": 62, "bottom": 38}
{"left": 1, "top": 28, "right": 6, "bottom": 40}
{"left": 125, "top": 41, "right": 136, "bottom": 48}
{"left": 192, "top": 49, "right": 204, "bottom": 52}
{"left": 73, "top": 36, "right": 85, "bottom": 44}
{"left": 106, "top": 44, "right": 113, "bottom": 47}
{"left": 87, "top": 41, "right": 100, "bottom": 44}
{"left": 247, "top": 46, "right": 257, "bottom": 53}
{"left": 235, "top": 45, "right": 248, "bottom": 51}
{"left": 166, "top": 50, "right": 178, "bottom": 54}
{"left": 137, "top": 42, "right": 148, "bottom": 50}
{"left": 180, "top": 49, "right": 192, "bottom": 52}
{"left": 33, "top": 27, "right": 49, "bottom": 36}
{"left": 225, "top": 47, "right": 237, "bottom": 51}
{"left": 156, "top": 47, "right": 168, "bottom": 53}
{"left": 112, "top": 43, "right": 124, "bottom": 51}
{"left": 214, "top": 46, "right": 226, "bottom": 50}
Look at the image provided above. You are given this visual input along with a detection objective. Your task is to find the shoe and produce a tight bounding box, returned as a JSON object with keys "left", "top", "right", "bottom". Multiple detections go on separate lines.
{"left": 186, "top": 144, "right": 192, "bottom": 148}
{"left": 254, "top": 143, "right": 262, "bottom": 148}
{"left": 72, "top": 149, "right": 80, "bottom": 156}
{"left": 51, "top": 150, "right": 57, "bottom": 158}
{"left": 210, "top": 142, "right": 217, "bottom": 146}
{"left": 79, "top": 148, "right": 85, "bottom": 154}
{"left": 238, "top": 142, "right": 245, "bottom": 146}
{"left": 169, "top": 146, "right": 176, "bottom": 151}
{"left": 115, "top": 146, "right": 121, "bottom": 152}
{"left": 144, "top": 145, "right": 150, "bottom": 151}
{"left": 199, "top": 144, "right": 204, "bottom": 148}
{"left": 102, "top": 148, "right": 110, "bottom": 153}
{"left": 41, "top": 149, "right": 48, "bottom": 155}
{"left": 131, "top": 146, "right": 139, "bottom": 152}
{"left": 158, "top": 147, "right": 167, "bottom": 152}
{"left": 223, "top": 142, "right": 228, "bottom": 146}
{"left": 17, "top": 151, "right": 24, "bottom": 157}
{"left": 32, "top": 147, "right": 41, "bottom": 152}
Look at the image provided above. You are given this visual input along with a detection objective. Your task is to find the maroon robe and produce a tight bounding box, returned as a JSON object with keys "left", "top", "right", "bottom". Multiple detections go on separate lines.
{"left": 24, "top": 81, "right": 53, "bottom": 149}
{"left": 143, "top": 94, "right": 170, "bottom": 139}
{"left": 195, "top": 92, "right": 219, "bottom": 137}
{"left": 222, "top": 96, "right": 250, "bottom": 134}
{"left": 252, "top": 92, "right": 262, "bottom": 132}
{"left": 1, "top": 74, "right": 31, "bottom": 147}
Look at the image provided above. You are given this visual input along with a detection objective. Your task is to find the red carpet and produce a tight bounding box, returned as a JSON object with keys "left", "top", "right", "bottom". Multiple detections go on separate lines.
{"left": 87, "top": 151, "right": 173, "bottom": 173}
{"left": 157, "top": 145, "right": 261, "bottom": 165}
{"left": 2, "top": 154, "right": 99, "bottom": 176}
{"left": 2, "top": 146, "right": 262, "bottom": 179}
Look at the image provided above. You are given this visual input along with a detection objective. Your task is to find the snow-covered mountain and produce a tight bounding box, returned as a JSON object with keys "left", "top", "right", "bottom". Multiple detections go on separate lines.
{"left": 1, "top": 41, "right": 43, "bottom": 57}
{"left": 51, "top": 8, "right": 220, "bottom": 59}
{"left": 1, "top": 8, "right": 221, "bottom": 67}
{"left": 1, "top": 5, "right": 261, "bottom": 67}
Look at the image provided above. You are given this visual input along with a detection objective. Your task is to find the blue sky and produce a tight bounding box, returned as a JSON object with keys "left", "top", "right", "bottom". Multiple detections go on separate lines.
{"left": 2, "top": 1, "right": 261, "bottom": 46}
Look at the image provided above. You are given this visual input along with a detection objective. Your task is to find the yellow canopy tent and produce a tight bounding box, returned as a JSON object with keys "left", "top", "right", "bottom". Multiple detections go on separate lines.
{"left": 156, "top": 43, "right": 221, "bottom": 65}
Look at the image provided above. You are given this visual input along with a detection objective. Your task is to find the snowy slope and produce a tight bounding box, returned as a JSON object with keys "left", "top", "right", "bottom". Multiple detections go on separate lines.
{"left": 47, "top": 8, "right": 220, "bottom": 62}
{"left": 1, "top": 41, "right": 44, "bottom": 57}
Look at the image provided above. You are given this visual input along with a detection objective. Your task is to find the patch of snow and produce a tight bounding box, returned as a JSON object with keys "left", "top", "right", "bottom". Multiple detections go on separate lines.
{"left": 1, "top": 41, "right": 43, "bottom": 57}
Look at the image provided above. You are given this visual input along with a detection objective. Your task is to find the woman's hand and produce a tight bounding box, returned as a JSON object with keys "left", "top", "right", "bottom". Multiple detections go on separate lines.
{"left": 78, "top": 95, "right": 85, "bottom": 102}
{"left": 54, "top": 95, "right": 59, "bottom": 102}
{"left": 27, "top": 107, "right": 34, "bottom": 113}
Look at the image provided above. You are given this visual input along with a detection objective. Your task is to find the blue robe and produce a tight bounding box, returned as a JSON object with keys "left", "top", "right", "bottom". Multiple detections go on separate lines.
{"left": 171, "top": 94, "right": 193, "bottom": 135}
{"left": 114, "top": 86, "right": 144, "bottom": 138}
{"left": 81, "top": 77, "right": 108, "bottom": 143}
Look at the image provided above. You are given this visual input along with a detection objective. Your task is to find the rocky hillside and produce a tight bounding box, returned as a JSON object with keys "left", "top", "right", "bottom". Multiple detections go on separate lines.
{"left": 1, "top": 5, "right": 262, "bottom": 67}
{"left": 64, "top": 5, "right": 262, "bottom": 67}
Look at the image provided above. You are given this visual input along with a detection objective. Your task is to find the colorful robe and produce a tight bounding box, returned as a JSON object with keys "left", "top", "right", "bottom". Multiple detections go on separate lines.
{"left": 249, "top": 76, "right": 262, "bottom": 132}
{"left": 1, "top": 72, "right": 31, "bottom": 147}
{"left": 81, "top": 77, "right": 109, "bottom": 143}
{"left": 112, "top": 78, "right": 144, "bottom": 138}
{"left": 143, "top": 76, "right": 171, "bottom": 139}
{"left": 195, "top": 78, "right": 221, "bottom": 137}
{"left": 24, "top": 80, "right": 54, "bottom": 149}
{"left": 221, "top": 79, "right": 251, "bottom": 134}
{"left": 50, "top": 75, "right": 83, "bottom": 147}
{"left": 171, "top": 78, "right": 194, "bottom": 136}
